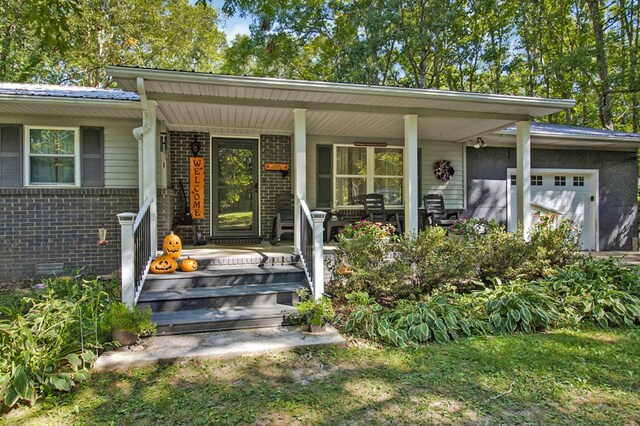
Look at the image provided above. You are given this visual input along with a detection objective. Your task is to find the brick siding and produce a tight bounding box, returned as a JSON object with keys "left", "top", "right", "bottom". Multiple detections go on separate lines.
{"left": 260, "top": 135, "right": 292, "bottom": 237}
{"left": 0, "top": 188, "right": 137, "bottom": 280}
{"left": 169, "top": 131, "right": 211, "bottom": 239}
{"left": 168, "top": 132, "right": 292, "bottom": 240}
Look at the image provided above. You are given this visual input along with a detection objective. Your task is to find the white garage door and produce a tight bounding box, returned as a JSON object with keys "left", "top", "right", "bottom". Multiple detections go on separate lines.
{"left": 507, "top": 169, "right": 598, "bottom": 251}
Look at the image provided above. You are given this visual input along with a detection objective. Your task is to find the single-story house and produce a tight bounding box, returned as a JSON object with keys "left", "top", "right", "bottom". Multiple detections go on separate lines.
{"left": 1, "top": 67, "right": 639, "bottom": 288}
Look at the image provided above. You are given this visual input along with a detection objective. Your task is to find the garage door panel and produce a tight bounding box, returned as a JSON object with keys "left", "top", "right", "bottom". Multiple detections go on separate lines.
{"left": 508, "top": 170, "right": 596, "bottom": 251}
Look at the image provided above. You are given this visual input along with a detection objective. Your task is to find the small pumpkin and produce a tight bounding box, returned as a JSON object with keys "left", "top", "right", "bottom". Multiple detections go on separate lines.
{"left": 162, "top": 232, "right": 182, "bottom": 259}
{"left": 150, "top": 255, "right": 178, "bottom": 274}
{"left": 180, "top": 257, "right": 198, "bottom": 272}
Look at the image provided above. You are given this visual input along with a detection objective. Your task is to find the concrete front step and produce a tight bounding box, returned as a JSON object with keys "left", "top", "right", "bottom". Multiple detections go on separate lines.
{"left": 138, "top": 282, "right": 304, "bottom": 312}
{"left": 152, "top": 305, "right": 299, "bottom": 335}
{"left": 144, "top": 265, "right": 306, "bottom": 290}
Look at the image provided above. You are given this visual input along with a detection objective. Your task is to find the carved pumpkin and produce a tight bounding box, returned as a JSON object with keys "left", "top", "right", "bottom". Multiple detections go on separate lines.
{"left": 180, "top": 257, "right": 198, "bottom": 272}
{"left": 162, "top": 232, "right": 182, "bottom": 259}
{"left": 150, "top": 255, "right": 178, "bottom": 274}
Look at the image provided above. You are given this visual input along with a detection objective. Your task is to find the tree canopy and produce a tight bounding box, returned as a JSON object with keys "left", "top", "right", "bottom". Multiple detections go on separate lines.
{"left": 2, "top": 0, "right": 640, "bottom": 132}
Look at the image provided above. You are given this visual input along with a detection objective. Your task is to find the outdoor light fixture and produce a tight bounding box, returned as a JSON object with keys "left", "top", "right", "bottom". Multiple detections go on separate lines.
{"left": 98, "top": 227, "right": 108, "bottom": 246}
{"left": 474, "top": 137, "right": 486, "bottom": 149}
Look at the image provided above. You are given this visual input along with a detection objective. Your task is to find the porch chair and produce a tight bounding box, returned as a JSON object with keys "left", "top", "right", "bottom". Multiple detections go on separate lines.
{"left": 269, "top": 192, "right": 295, "bottom": 245}
{"left": 423, "top": 194, "right": 463, "bottom": 230}
{"left": 363, "top": 193, "right": 402, "bottom": 233}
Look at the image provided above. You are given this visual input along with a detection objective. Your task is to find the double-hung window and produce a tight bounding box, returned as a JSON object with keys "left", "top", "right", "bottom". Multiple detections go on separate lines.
{"left": 25, "top": 127, "right": 80, "bottom": 186}
{"left": 334, "top": 145, "right": 403, "bottom": 207}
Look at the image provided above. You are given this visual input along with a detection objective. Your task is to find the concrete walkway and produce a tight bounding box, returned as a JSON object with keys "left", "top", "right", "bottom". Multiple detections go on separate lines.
{"left": 93, "top": 325, "right": 345, "bottom": 372}
{"left": 588, "top": 251, "right": 640, "bottom": 265}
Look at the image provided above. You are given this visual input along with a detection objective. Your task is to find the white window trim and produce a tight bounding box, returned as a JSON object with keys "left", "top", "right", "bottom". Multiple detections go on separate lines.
{"left": 24, "top": 126, "right": 81, "bottom": 187}
{"left": 333, "top": 144, "right": 404, "bottom": 208}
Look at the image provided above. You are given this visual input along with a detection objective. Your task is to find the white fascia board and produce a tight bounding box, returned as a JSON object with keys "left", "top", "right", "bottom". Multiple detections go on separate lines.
{"left": 494, "top": 128, "right": 640, "bottom": 144}
{"left": 106, "top": 66, "right": 576, "bottom": 112}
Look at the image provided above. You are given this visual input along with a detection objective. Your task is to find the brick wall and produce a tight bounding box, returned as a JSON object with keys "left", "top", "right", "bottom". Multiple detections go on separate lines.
{"left": 260, "top": 135, "right": 292, "bottom": 237}
{"left": 168, "top": 131, "right": 211, "bottom": 240}
{"left": 0, "top": 188, "right": 139, "bottom": 280}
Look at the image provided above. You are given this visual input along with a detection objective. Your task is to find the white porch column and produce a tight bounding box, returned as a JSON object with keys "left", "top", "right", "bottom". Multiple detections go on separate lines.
{"left": 142, "top": 102, "right": 158, "bottom": 250}
{"left": 404, "top": 114, "right": 419, "bottom": 237}
{"left": 516, "top": 120, "right": 532, "bottom": 239}
{"left": 293, "top": 109, "right": 307, "bottom": 253}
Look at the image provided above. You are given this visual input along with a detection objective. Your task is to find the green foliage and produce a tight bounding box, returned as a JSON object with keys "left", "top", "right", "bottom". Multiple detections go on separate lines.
{"left": 545, "top": 256, "right": 640, "bottom": 327}
{"left": 102, "top": 302, "right": 156, "bottom": 337}
{"left": 475, "top": 279, "right": 561, "bottom": 333}
{"left": 0, "top": 293, "right": 95, "bottom": 408}
{"left": 449, "top": 217, "right": 502, "bottom": 237}
{"left": 0, "top": 276, "right": 119, "bottom": 409}
{"left": 294, "top": 289, "right": 335, "bottom": 327}
{"left": 340, "top": 255, "right": 640, "bottom": 347}
{"left": 329, "top": 213, "right": 579, "bottom": 303}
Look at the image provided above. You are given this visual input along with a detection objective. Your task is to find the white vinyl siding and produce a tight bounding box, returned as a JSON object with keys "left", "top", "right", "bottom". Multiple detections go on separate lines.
{"left": 420, "top": 141, "right": 465, "bottom": 209}
{"left": 0, "top": 115, "right": 139, "bottom": 188}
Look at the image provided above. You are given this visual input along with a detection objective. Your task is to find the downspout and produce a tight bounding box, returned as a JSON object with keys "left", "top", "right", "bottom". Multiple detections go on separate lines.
{"left": 133, "top": 76, "right": 152, "bottom": 206}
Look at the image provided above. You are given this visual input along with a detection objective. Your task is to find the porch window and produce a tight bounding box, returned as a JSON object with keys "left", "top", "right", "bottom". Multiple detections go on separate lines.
{"left": 25, "top": 127, "right": 79, "bottom": 186}
{"left": 334, "top": 145, "right": 403, "bottom": 207}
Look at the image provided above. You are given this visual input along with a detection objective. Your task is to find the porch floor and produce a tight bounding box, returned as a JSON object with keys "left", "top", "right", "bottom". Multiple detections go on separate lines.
{"left": 178, "top": 241, "right": 338, "bottom": 265}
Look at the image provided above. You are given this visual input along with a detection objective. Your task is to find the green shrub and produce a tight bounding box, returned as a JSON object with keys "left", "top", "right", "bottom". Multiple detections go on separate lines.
{"left": 344, "top": 291, "right": 486, "bottom": 347}
{"left": 294, "top": 289, "right": 335, "bottom": 327}
{"left": 0, "top": 294, "right": 95, "bottom": 408}
{"left": 0, "top": 276, "right": 117, "bottom": 409}
{"left": 529, "top": 213, "right": 580, "bottom": 272}
{"left": 450, "top": 217, "right": 502, "bottom": 237}
{"left": 103, "top": 302, "right": 156, "bottom": 336}
{"left": 474, "top": 279, "right": 561, "bottom": 333}
{"left": 545, "top": 256, "right": 640, "bottom": 327}
{"left": 409, "top": 227, "right": 481, "bottom": 293}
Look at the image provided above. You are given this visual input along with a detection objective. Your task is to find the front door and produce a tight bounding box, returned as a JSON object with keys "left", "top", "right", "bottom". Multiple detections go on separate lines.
{"left": 211, "top": 138, "right": 259, "bottom": 237}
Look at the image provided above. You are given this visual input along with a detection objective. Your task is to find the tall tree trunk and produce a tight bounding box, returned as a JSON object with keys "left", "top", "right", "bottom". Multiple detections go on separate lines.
{"left": 586, "top": 0, "right": 613, "bottom": 129}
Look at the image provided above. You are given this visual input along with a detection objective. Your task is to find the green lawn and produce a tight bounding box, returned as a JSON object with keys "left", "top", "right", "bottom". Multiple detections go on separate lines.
{"left": 3, "top": 327, "right": 639, "bottom": 425}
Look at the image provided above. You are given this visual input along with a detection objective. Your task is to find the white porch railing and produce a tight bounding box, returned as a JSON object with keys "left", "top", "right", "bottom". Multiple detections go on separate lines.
{"left": 296, "top": 195, "right": 326, "bottom": 300}
{"left": 117, "top": 196, "right": 155, "bottom": 308}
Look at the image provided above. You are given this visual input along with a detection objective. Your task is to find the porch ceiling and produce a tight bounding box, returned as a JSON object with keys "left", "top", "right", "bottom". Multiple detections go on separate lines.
{"left": 108, "top": 66, "right": 575, "bottom": 142}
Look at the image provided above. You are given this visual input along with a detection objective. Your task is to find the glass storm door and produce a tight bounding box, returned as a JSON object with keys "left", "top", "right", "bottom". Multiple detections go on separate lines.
{"left": 212, "top": 138, "right": 259, "bottom": 236}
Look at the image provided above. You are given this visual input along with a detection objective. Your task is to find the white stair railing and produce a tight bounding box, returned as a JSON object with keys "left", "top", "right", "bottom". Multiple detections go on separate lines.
{"left": 296, "top": 195, "right": 326, "bottom": 300}
{"left": 118, "top": 196, "right": 155, "bottom": 309}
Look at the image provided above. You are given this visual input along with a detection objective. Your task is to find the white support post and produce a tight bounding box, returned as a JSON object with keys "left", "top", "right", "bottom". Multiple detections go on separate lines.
{"left": 404, "top": 114, "right": 419, "bottom": 237}
{"left": 117, "top": 212, "right": 137, "bottom": 309}
{"left": 143, "top": 102, "right": 158, "bottom": 252}
{"left": 293, "top": 109, "right": 307, "bottom": 254}
{"left": 516, "top": 121, "right": 532, "bottom": 239}
{"left": 311, "top": 210, "right": 327, "bottom": 300}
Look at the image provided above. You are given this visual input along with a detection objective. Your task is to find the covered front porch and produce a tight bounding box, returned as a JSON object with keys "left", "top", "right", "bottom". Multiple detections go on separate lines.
{"left": 107, "top": 66, "right": 573, "bottom": 323}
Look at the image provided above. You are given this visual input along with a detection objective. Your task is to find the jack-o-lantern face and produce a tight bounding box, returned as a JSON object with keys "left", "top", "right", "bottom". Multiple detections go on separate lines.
{"left": 180, "top": 257, "right": 198, "bottom": 272}
{"left": 163, "top": 232, "right": 182, "bottom": 259}
{"left": 150, "top": 255, "right": 178, "bottom": 274}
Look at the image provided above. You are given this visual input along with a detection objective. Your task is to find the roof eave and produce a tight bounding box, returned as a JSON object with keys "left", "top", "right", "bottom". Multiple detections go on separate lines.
{"left": 106, "top": 66, "right": 576, "bottom": 114}
{"left": 0, "top": 95, "right": 141, "bottom": 109}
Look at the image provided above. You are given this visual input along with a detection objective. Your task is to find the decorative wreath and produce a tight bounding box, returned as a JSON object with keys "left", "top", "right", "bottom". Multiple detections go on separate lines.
{"left": 433, "top": 160, "right": 455, "bottom": 182}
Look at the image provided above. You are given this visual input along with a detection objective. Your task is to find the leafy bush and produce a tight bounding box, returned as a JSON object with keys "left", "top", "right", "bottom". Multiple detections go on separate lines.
{"left": 344, "top": 291, "right": 486, "bottom": 347}
{"left": 0, "top": 276, "right": 118, "bottom": 409}
{"left": 474, "top": 279, "right": 561, "bottom": 333}
{"left": 103, "top": 302, "right": 156, "bottom": 336}
{"left": 0, "top": 293, "right": 95, "bottom": 408}
{"left": 450, "top": 217, "right": 502, "bottom": 237}
{"left": 545, "top": 256, "right": 640, "bottom": 327}
{"left": 529, "top": 213, "right": 580, "bottom": 272}
{"left": 294, "top": 289, "right": 335, "bottom": 327}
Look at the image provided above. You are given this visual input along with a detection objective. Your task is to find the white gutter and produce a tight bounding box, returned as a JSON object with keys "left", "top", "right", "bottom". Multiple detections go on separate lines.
{"left": 493, "top": 129, "right": 640, "bottom": 144}
{"left": 106, "top": 66, "right": 576, "bottom": 111}
{"left": 0, "top": 96, "right": 140, "bottom": 109}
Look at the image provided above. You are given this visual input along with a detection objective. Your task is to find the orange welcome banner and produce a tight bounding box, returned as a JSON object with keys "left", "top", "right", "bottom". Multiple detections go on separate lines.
{"left": 189, "top": 157, "right": 205, "bottom": 219}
